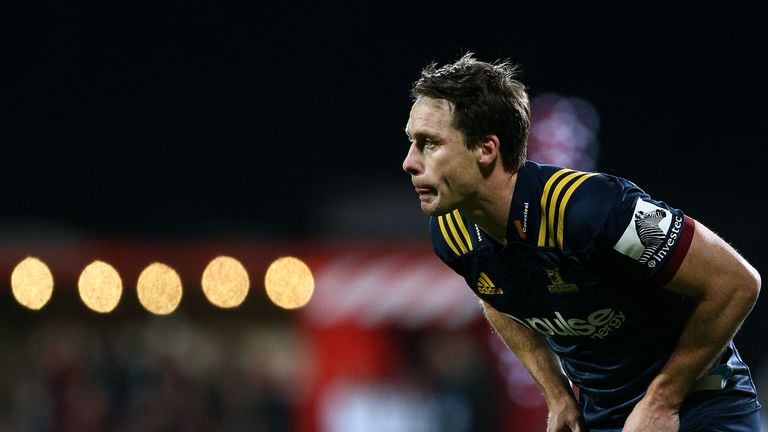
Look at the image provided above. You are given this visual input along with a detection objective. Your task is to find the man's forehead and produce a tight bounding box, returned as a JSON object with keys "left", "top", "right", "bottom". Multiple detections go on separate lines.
{"left": 406, "top": 96, "right": 454, "bottom": 135}
{"left": 411, "top": 96, "right": 454, "bottom": 116}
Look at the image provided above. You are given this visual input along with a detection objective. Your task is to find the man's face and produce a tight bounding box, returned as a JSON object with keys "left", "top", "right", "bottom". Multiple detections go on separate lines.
{"left": 403, "top": 96, "right": 480, "bottom": 216}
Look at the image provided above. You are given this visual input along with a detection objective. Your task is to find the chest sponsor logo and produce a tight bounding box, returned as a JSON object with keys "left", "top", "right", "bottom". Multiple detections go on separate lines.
{"left": 613, "top": 199, "right": 683, "bottom": 268}
{"left": 504, "top": 308, "right": 626, "bottom": 339}
{"left": 476, "top": 272, "right": 503, "bottom": 295}
{"left": 513, "top": 202, "right": 530, "bottom": 239}
{"left": 546, "top": 268, "right": 579, "bottom": 293}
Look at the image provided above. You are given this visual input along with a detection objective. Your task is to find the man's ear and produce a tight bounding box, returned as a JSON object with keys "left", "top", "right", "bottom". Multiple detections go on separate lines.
{"left": 477, "top": 135, "right": 501, "bottom": 168}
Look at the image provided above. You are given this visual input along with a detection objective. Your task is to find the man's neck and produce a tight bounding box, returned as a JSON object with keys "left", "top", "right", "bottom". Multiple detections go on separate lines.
{"left": 461, "top": 169, "right": 518, "bottom": 246}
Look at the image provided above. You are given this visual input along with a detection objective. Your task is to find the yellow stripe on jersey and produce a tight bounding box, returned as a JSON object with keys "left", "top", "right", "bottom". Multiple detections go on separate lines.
{"left": 452, "top": 209, "right": 473, "bottom": 251}
{"left": 445, "top": 213, "right": 468, "bottom": 254}
{"left": 546, "top": 171, "right": 585, "bottom": 247}
{"left": 438, "top": 216, "right": 460, "bottom": 256}
{"left": 556, "top": 173, "right": 597, "bottom": 249}
{"left": 479, "top": 272, "right": 494, "bottom": 286}
{"left": 537, "top": 169, "right": 575, "bottom": 247}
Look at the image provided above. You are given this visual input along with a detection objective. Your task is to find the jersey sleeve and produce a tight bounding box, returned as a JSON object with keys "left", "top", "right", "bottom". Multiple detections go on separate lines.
{"left": 598, "top": 177, "right": 696, "bottom": 285}
{"left": 429, "top": 215, "right": 470, "bottom": 277}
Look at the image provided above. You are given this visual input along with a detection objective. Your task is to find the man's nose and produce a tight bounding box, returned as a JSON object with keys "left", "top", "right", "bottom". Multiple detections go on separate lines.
{"left": 402, "top": 144, "right": 422, "bottom": 175}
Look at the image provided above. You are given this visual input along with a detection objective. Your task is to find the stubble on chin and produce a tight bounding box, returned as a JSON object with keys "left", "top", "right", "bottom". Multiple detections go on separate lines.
{"left": 420, "top": 198, "right": 447, "bottom": 217}
{"left": 420, "top": 202, "right": 435, "bottom": 216}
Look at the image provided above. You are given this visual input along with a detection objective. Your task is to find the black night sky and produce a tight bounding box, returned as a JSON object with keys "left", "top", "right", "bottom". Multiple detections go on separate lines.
{"left": 4, "top": 2, "right": 766, "bottom": 239}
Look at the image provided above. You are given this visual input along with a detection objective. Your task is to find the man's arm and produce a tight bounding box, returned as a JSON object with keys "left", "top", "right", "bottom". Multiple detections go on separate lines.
{"left": 481, "top": 301, "right": 584, "bottom": 432}
{"left": 622, "top": 221, "right": 761, "bottom": 431}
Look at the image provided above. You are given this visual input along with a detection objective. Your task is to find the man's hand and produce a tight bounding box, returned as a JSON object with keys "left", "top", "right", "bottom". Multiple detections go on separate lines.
{"left": 547, "top": 397, "right": 584, "bottom": 432}
{"left": 621, "top": 395, "right": 679, "bottom": 432}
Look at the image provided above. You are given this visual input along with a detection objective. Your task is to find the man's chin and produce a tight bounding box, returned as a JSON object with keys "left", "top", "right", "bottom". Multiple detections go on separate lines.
{"left": 420, "top": 200, "right": 447, "bottom": 216}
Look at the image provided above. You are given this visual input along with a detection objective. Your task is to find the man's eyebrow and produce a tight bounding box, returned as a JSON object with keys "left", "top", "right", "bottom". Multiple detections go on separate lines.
{"left": 406, "top": 130, "right": 432, "bottom": 140}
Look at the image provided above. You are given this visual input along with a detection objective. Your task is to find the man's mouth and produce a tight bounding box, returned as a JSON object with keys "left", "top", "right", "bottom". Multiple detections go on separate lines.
{"left": 415, "top": 186, "right": 436, "bottom": 195}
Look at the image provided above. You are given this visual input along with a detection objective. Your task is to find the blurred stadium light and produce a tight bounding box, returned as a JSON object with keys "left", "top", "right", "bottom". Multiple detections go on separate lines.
{"left": 528, "top": 93, "right": 600, "bottom": 171}
{"left": 11, "top": 257, "right": 54, "bottom": 310}
{"left": 77, "top": 260, "right": 122, "bottom": 313}
{"left": 202, "top": 256, "right": 250, "bottom": 309}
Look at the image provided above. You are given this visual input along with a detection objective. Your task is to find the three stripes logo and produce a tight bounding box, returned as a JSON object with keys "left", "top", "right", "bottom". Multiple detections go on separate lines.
{"left": 537, "top": 169, "right": 597, "bottom": 249}
{"left": 476, "top": 272, "right": 502, "bottom": 295}
{"left": 437, "top": 209, "right": 475, "bottom": 256}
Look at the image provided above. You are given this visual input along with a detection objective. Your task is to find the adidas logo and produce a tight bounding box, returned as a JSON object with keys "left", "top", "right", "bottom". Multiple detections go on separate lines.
{"left": 476, "top": 272, "right": 503, "bottom": 295}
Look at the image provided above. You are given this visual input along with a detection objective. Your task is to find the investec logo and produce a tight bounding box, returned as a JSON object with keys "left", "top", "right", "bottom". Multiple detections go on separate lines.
{"left": 613, "top": 199, "right": 683, "bottom": 268}
{"left": 505, "top": 308, "right": 626, "bottom": 340}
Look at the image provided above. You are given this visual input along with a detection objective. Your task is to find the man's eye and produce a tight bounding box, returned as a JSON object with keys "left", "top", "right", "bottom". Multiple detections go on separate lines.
{"left": 424, "top": 138, "right": 437, "bottom": 149}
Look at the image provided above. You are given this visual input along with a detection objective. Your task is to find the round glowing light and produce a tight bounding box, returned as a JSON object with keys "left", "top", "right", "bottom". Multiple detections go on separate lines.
{"left": 264, "top": 256, "right": 314, "bottom": 310}
{"left": 202, "top": 256, "right": 250, "bottom": 308}
{"left": 136, "top": 262, "right": 183, "bottom": 315}
{"left": 11, "top": 257, "right": 54, "bottom": 310}
{"left": 78, "top": 260, "right": 123, "bottom": 313}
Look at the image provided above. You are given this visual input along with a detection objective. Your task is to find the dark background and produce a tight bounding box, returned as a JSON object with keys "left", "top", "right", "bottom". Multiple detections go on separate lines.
{"left": 3, "top": 1, "right": 767, "bottom": 361}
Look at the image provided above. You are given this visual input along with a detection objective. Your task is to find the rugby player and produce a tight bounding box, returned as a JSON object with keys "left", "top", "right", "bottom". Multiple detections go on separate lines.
{"left": 402, "top": 53, "right": 761, "bottom": 431}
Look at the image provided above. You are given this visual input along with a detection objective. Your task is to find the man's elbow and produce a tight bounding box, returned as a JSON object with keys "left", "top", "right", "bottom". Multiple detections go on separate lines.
{"left": 737, "top": 265, "right": 761, "bottom": 310}
{"left": 747, "top": 266, "right": 761, "bottom": 304}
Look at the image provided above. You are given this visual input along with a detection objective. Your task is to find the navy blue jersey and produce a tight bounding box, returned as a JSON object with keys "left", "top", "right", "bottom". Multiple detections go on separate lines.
{"left": 430, "top": 161, "right": 759, "bottom": 429}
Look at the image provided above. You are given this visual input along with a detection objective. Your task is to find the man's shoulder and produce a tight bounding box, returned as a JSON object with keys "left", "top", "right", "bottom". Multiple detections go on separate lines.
{"left": 527, "top": 163, "right": 625, "bottom": 252}
{"left": 522, "top": 162, "right": 626, "bottom": 223}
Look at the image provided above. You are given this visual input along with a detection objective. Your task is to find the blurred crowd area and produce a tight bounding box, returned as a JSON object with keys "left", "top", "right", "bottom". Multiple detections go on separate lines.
{"left": 0, "top": 311, "right": 766, "bottom": 431}
{"left": 0, "top": 316, "right": 302, "bottom": 431}
{"left": 0, "top": 312, "right": 548, "bottom": 432}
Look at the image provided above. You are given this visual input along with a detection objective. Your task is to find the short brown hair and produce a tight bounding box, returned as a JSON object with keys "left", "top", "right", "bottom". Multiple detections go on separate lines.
{"left": 411, "top": 53, "right": 530, "bottom": 171}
